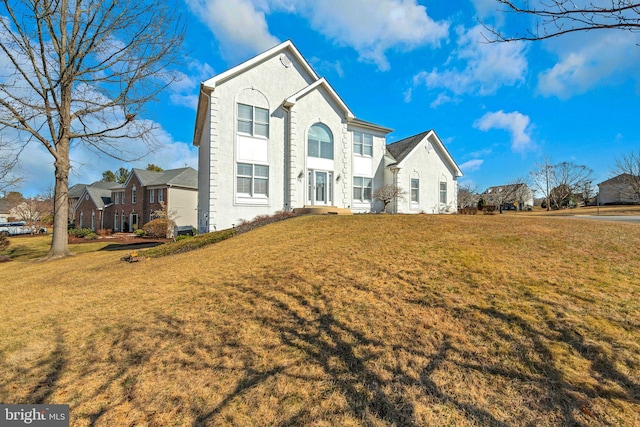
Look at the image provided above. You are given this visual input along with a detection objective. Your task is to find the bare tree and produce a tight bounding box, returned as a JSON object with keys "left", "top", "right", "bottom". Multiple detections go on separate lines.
{"left": 457, "top": 182, "right": 478, "bottom": 209}
{"left": 482, "top": 178, "right": 530, "bottom": 213}
{"left": 612, "top": 150, "right": 640, "bottom": 201}
{"left": 373, "top": 184, "right": 406, "bottom": 213}
{"left": 0, "top": 0, "right": 184, "bottom": 259}
{"left": 532, "top": 160, "right": 592, "bottom": 210}
{"left": 484, "top": 1, "right": 640, "bottom": 42}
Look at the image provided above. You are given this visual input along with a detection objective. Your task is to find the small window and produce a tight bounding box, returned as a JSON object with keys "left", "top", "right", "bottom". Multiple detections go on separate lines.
{"left": 149, "top": 189, "right": 155, "bottom": 203}
{"left": 411, "top": 178, "right": 419, "bottom": 203}
{"left": 158, "top": 188, "right": 164, "bottom": 202}
{"left": 114, "top": 213, "right": 118, "bottom": 231}
{"left": 237, "top": 103, "right": 269, "bottom": 137}
{"left": 440, "top": 181, "right": 447, "bottom": 204}
{"left": 114, "top": 192, "right": 119, "bottom": 205}
{"left": 131, "top": 186, "right": 136, "bottom": 203}
{"left": 237, "top": 163, "right": 269, "bottom": 197}
{"left": 353, "top": 177, "right": 373, "bottom": 202}
{"left": 353, "top": 132, "right": 373, "bottom": 156}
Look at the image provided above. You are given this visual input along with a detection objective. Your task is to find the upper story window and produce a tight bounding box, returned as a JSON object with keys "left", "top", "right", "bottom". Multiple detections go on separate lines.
{"left": 131, "top": 186, "right": 137, "bottom": 203}
{"left": 114, "top": 192, "right": 119, "bottom": 205}
{"left": 158, "top": 188, "right": 164, "bottom": 202}
{"left": 237, "top": 103, "right": 269, "bottom": 137}
{"left": 149, "top": 189, "right": 155, "bottom": 203}
{"left": 308, "top": 123, "right": 333, "bottom": 160}
{"left": 353, "top": 132, "right": 373, "bottom": 156}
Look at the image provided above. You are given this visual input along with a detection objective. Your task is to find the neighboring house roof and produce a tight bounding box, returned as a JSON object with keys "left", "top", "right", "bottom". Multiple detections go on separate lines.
{"left": 598, "top": 173, "right": 635, "bottom": 186}
{"left": 483, "top": 183, "right": 530, "bottom": 194}
{"left": 386, "top": 130, "right": 463, "bottom": 177}
{"left": 126, "top": 167, "right": 198, "bottom": 190}
{"left": 69, "top": 183, "right": 89, "bottom": 199}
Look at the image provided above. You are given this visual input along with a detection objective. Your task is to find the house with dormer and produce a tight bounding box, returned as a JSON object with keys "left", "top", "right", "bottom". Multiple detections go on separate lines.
{"left": 194, "top": 40, "right": 462, "bottom": 232}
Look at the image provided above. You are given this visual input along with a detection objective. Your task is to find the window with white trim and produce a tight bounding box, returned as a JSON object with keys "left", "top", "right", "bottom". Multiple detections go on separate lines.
{"left": 411, "top": 178, "right": 419, "bottom": 203}
{"left": 353, "top": 177, "right": 373, "bottom": 202}
{"left": 308, "top": 123, "right": 333, "bottom": 159}
{"left": 149, "top": 189, "right": 155, "bottom": 203}
{"left": 131, "top": 186, "right": 136, "bottom": 203}
{"left": 237, "top": 103, "right": 269, "bottom": 137}
{"left": 114, "top": 192, "right": 119, "bottom": 205}
{"left": 237, "top": 163, "right": 269, "bottom": 197}
{"left": 114, "top": 213, "right": 119, "bottom": 231}
{"left": 440, "top": 181, "right": 447, "bottom": 204}
{"left": 353, "top": 132, "right": 373, "bottom": 156}
{"left": 158, "top": 188, "right": 164, "bottom": 202}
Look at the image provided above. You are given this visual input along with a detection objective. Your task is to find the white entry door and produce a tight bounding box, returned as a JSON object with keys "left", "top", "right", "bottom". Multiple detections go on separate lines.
{"left": 308, "top": 170, "right": 333, "bottom": 206}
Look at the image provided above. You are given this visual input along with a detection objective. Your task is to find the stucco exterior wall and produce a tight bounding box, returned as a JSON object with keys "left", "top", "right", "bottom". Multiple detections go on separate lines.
{"left": 395, "top": 135, "right": 458, "bottom": 214}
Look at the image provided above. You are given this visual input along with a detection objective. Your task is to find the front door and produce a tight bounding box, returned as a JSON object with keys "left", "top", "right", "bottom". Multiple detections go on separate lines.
{"left": 308, "top": 170, "right": 333, "bottom": 206}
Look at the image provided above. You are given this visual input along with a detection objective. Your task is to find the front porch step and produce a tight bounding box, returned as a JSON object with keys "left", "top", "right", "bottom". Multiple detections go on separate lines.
{"left": 293, "top": 206, "right": 353, "bottom": 215}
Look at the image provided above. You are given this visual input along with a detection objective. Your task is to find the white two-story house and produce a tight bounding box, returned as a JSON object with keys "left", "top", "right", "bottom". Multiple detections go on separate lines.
{"left": 194, "top": 40, "right": 462, "bottom": 232}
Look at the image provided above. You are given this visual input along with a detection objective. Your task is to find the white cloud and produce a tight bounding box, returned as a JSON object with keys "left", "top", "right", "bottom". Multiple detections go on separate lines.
{"left": 411, "top": 24, "right": 527, "bottom": 103}
{"left": 474, "top": 110, "right": 535, "bottom": 153}
{"left": 460, "top": 158, "right": 484, "bottom": 172}
{"left": 298, "top": 0, "right": 449, "bottom": 70}
{"left": 186, "top": 0, "right": 448, "bottom": 71}
{"left": 167, "top": 60, "right": 214, "bottom": 110}
{"left": 185, "top": 0, "right": 280, "bottom": 63}
{"left": 537, "top": 32, "right": 640, "bottom": 98}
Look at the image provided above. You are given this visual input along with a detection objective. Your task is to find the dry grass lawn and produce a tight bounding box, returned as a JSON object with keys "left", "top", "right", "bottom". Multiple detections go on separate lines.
{"left": 1, "top": 215, "right": 639, "bottom": 426}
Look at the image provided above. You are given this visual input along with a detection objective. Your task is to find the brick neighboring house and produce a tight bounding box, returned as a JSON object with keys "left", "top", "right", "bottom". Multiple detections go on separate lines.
{"left": 68, "top": 183, "right": 89, "bottom": 225}
{"left": 73, "top": 181, "right": 116, "bottom": 230}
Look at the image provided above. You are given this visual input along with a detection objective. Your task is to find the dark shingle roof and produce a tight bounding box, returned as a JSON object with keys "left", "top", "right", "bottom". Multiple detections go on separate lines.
{"left": 85, "top": 186, "right": 112, "bottom": 209}
{"left": 131, "top": 167, "right": 198, "bottom": 189}
{"left": 386, "top": 130, "right": 432, "bottom": 163}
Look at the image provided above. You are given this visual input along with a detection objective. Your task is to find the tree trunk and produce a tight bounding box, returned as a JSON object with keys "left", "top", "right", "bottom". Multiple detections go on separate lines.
{"left": 45, "top": 150, "right": 72, "bottom": 260}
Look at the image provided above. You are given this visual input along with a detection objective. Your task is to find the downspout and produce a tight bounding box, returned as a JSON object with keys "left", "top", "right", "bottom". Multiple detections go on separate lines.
{"left": 199, "top": 84, "right": 211, "bottom": 232}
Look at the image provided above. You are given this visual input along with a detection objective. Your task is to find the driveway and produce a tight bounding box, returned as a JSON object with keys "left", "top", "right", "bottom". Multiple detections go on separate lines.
{"left": 573, "top": 215, "right": 640, "bottom": 224}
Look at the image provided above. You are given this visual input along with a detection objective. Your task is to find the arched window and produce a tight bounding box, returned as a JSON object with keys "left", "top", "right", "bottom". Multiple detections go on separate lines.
{"left": 308, "top": 123, "right": 333, "bottom": 160}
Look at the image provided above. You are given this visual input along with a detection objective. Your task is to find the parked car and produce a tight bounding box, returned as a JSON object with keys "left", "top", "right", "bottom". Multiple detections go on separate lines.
{"left": 0, "top": 221, "right": 45, "bottom": 236}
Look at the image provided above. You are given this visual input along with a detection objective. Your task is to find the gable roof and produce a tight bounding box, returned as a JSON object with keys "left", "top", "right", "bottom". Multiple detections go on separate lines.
{"left": 598, "top": 173, "right": 635, "bottom": 186}
{"left": 283, "top": 77, "right": 354, "bottom": 120}
{"left": 75, "top": 183, "right": 113, "bottom": 211}
{"left": 194, "top": 40, "right": 319, "bottom": 146}
{"left": 386, "top": 130, "right": 463, "bottom": 177}
{"left": 482, "top": 183, "right": 530, "bottom": 195}
{"left": 127, "top": 167, "right": 198, "bottom": 190}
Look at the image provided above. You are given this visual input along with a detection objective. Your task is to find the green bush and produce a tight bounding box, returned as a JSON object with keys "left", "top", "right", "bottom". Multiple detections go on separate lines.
{"left": 175, "top": 234, "right": 193, "bottom": 242}
{"left": 134, "top": 229, "right": 146, "bottom": 237}
{"left": 84, "top": 232, "right": 98, "bottom": 240}
{"left": 68, "top": 227, "right": 94, "bottom": 237}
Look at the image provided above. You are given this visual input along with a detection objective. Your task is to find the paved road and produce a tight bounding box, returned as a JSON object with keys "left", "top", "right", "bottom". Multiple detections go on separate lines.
{"left": 573, "top": 215, "right": 640, "bottom": 224}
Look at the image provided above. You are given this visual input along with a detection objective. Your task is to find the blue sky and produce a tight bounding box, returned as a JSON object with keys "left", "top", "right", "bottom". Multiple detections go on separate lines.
{"left": 7, "top": 0, "right": 640, "bottom": 196}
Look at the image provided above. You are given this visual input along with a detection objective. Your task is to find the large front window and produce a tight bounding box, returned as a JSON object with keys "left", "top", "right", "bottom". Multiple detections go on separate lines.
{"left": 353, "top": 177, "right": 372, "bottom": 202}
{"left": 353, "top": 132, "right": 373, "bottom": 156}
{"left": 308, "top": 123, "right": 333, "bottom": 159}
{"left": 237, "top": 103, "right": 269, "bottom": 137}
{"left": 237, "top": 163, "right": 269, "bottom": 197}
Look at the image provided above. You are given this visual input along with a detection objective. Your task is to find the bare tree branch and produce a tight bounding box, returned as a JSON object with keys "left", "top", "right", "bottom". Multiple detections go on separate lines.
{"left": 483, "top": 0, "right": 640, "bottom": 42}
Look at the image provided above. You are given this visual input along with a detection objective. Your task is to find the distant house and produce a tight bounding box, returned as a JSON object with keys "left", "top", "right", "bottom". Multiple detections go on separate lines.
{"left": 73, "top": 167, "right": 198, "bottom": 232}
{"left": 0, "top": 199, "right": 10, "bottom": 223}
{"left": 193, "top": 40, "right": 462, "bottom": 232}
{"left": 598, "top": 174, "right": 640, "bottom": 205}
{"left": 73, "top": 181, "right": 114, "bottom": 230}
{"left": 68, "top": 183, "right": 89, "bottom": 225}
{"left": 481, "top": 183, "right": 534, "bottom": 211}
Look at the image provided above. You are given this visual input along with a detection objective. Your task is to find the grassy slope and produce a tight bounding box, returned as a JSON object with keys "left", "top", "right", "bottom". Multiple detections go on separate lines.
{"left": 0, "top": 215, "right": 639, "bottom": 426}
